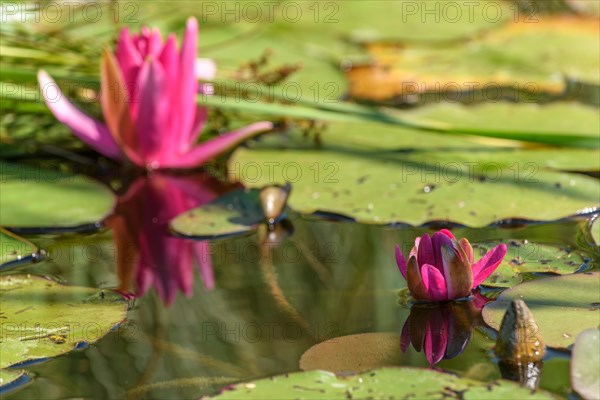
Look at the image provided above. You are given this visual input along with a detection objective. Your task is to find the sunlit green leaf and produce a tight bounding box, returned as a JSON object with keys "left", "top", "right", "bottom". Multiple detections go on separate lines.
{"left": 482, "top": 272, "right": 600, "bottom": 348}
{"left": 0, "top": 162, "right": 114, "bottom": 232}
{"left": 0, "top": 275, "right": 127, "bottom": 368}
{"left": 210, "top": 367, "right": 554, "bottom": 399}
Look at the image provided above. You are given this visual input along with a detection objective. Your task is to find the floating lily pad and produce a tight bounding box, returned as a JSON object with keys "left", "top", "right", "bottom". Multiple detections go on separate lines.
{"left": 299, "top": 333, "right": 402, "bottom": 372}
{"left": 170, "top": 188, "right": 264, "bottom": 239}
{"left": 0, "top": 228, "right": 40, "bottom": 269}
{"left": 0, "top": 162, "right": 114, "bottom": 232}
{"left": 482, "top": 272, "right": 600, "bottom": 348}
{"left": 0, "top": 275, "right": 127, "bottom": 368}
{"left": 476, "top": 240, "right": 587, "bottom": 288}
{"left": 211, "top": 367, "right": 554, "bottom": 399}
{"left": 230, "top": 121, "right": 599, "bottom": 226}
{"left": 0, "top": 370, "right": 31, "bottom": 396}
{"left": 346, "top": 17, "right": 600, "bottom": 102}
{"left": 571, "top": 328, "right": 600, "bottom": 400}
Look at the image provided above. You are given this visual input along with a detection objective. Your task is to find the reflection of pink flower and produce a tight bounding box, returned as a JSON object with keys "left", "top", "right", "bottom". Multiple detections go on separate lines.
{"left": 395, "top": 229, "right": 507, "bottom": 302}
{"left": 400, "top": 299, "right": 484, "bottom": 365}
{"left": 108, "top": 173, "right": 234, "bottom": 304}
{"left": 38, "top": 17, "right": 272, "bottom": 170}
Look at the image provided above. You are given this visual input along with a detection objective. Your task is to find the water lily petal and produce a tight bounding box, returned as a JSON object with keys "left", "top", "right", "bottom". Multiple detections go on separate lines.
{"left": 37, "top": 70, "right": 122, "bottom": 159}
{"left": 439, "top": 229, "right": 455, "bottom": 239}
{"left": 417, "top": 233, "right": 435, "bottom": 270}
{"left": 187, "top": 106, "right": 208, "bottom": 149}
{"left": 135, "top": 58, "right": 168, "bottom": 166}
{"left": 431, "top": 231, "right": 453, "bottom": 271}
{"left": 471, "top": 243, "right": 508, "bottom": 287}
{"left": 115, "top": 27, "right": 143, "bottom": 98}
{"left": 100, "top": 48, "right": 138, "bottom": 157}
{"left": 395, "top": 244, "right": 407, "bottom": 280}
{"left": 157, "top": 34, "right": 180, "bottom": 155}
{"left": 441, "top": 243, "right": 472, "bottom": 299}
{"left": 459, "top": 237, "right": 474, "bottom": 264}
{"left": 161, "top": 121, "right": 274, "bottom": 169}
{"left": 421, "top": 263, "right": 448, "bottom": 301}
{"left": 176, "top": 17, "right": 199, "bottom": 153}
{"left": 407, "top": 256, "right": 429, "bottom": 301}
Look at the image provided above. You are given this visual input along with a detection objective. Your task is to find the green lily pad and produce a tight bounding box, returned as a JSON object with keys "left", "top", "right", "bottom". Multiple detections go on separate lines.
{"left": 482, "top": 272, "right": 600, "bottom": 348}
{"left": 230, "top": 120, "right": 599, "bottom": 226}
{"left": 0, "top": 275, "right": 127, "bottom": 368}
{"left": 0, "top": 369, "right": 31, "bottom": 396}
{"left": 211, "top": 367, "right": 554, "bottom": 399}
{"left": 571, "top": 328, "right": 600, "bottom": 400}
{"left": 0, "top": 162, "right": 114, "bottom": 232}
{"left": 477, "top": 240, "right": 587, "bottom": 288}
{"left": 170, "top": 188, "right": 264, "bottom": 239}
{"left": 0, "top": 228, "right": 40, "bottom": 268}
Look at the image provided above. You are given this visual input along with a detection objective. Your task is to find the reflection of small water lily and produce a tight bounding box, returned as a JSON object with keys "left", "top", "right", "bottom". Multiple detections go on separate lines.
{"left": 400, "top": 299, "right": 483, "bottom": 365}
{"left": 38, "top": 17, "right": 272, "bottom": 170}
{"left": 395, "top": 229, "right": 507, "bottom": 302}
{"left": 107, "top": 173, "right": 235, "bottom": 304}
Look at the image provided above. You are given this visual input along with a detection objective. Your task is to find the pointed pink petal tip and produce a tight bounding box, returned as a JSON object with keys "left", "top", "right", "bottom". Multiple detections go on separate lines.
{"left": 395, "top": 245, "right": 407, "bottom": 280}
{"left": 37, "top": 69, "right": 122, "bottom": 159}
{"left": 162, "top": 121, "right": 274, "bottom": 169}
{"left": 471, "top": 243, "right": 508, "bottom": 288}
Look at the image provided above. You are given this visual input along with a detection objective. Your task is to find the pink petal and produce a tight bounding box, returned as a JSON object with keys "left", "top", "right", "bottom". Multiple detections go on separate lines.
{"left": 420, "top": 264, "right": 448, "bottom": 301}
{"left": 187, "top": 106, "right": 208, "bottom": 151}
{"left": 471, "top": 243, "right": 508, "bottom": 287}
{"left": 431, "top": 231, "right": 453, "bottom": 271}
{"left": 395, "top": 245, "right": 407, "bottom": 280}
{"left": 135, "top": 59, "right": 168, "bottom": 165}
{"left": 37, "top": 70, "right": 122, "bottom": 159}
{"left": 147, "top": 28, "right": 164, "bottom": 57}
{"left": 417, "top": 234, "right": 435, "bottom": 270}
{"left": 162, "top": 121, "right": 273, "bottom": 169}
{"left": 115, "top": 28, "right": 143, "bottom": 101}
{"left": 157, "top": 34, "right": 180, "bottom": 155}
{"left": 439, "top": 229, "right": 455, "bottom": 239}
{"left": 175, "top": 17, "right": 199, "bottom": 153}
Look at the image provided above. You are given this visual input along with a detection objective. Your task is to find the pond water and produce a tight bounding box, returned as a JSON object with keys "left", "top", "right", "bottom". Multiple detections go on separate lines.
{"left": 7, "top": 214, "right": 595, "bottom": 399}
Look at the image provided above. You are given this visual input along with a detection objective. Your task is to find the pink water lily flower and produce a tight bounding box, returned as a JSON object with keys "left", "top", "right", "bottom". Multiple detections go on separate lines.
{"left": 395, "top": 229, "right": 507, "bottom": 302}
{"left": 37, "top": 17, "right": 273, "bottom": 170}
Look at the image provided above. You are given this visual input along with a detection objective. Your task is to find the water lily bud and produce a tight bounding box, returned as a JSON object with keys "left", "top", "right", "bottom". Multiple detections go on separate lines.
{"left": 495, "top": 299, "right": 545, "bottom": 364}
{"left": 260, "top": 183, "right": 291, "bottom": 225}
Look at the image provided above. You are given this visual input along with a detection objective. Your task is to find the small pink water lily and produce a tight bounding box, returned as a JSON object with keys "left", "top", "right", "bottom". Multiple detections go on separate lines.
{"left": 395, "top": 229, "right": 507, "bottom": 302}
{"left": 37, "top": 17, "right": 273, "bottom": 170}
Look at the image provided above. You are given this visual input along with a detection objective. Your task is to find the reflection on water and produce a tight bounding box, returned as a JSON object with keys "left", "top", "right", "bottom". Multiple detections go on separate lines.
{"left": 107, "top": 173, "right": 235, "bottom": 304}
{"left": 8, "top": 214, "right": 597, "bottom": 399}
{"left": 400, "top": 300, "right": 484, "bottom": 365}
